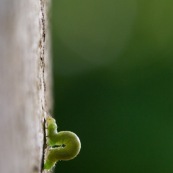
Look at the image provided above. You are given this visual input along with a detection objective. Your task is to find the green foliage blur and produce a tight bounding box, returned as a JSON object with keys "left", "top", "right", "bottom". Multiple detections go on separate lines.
{"left": 52, "top": 0, "right": 173, "bottom": 172}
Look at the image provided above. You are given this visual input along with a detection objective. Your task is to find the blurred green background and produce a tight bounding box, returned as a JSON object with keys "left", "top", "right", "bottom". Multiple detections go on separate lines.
{"left": 52, "top": 0, "right": 173, "bottom": 173}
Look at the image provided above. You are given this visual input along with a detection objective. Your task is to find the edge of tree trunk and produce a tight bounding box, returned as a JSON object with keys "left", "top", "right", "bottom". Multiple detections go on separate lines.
{"left": 0, "top": 0, "right": 52, "bottom": 173}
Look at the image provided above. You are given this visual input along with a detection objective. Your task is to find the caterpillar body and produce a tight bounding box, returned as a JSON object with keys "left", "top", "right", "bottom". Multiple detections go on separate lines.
{"left": 44, "top": 116, "right": 81, "bottom": 170}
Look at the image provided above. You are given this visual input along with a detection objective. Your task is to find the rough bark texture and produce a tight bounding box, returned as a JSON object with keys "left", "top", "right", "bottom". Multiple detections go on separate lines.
{"left": 0, "top": 0, "right": 51, "bottom": 173}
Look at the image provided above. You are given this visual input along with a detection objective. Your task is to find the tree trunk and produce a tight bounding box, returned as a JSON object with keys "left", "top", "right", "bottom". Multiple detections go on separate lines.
{"left": 0, "top": 0, "right": 51, "bottom": 173}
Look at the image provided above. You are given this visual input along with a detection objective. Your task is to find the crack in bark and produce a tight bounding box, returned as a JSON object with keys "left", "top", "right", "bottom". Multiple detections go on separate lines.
{"left": 39, "top": 0, "right": 48, "bottom": 172}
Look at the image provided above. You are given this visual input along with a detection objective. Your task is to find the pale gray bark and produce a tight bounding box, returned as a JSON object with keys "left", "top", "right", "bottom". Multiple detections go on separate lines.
{"left": 0, "top": 0, "right": 51, "bottom": 173}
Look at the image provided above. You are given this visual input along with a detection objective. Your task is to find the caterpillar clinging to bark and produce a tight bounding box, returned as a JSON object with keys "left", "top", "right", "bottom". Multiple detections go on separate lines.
{"left": 44, "top": 116, "right": 81, "bottom": 170}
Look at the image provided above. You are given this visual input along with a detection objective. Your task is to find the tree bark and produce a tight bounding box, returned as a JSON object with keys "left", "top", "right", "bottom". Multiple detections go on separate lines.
{"left": 0, "top": 0, "right": 51, "bottom": 173}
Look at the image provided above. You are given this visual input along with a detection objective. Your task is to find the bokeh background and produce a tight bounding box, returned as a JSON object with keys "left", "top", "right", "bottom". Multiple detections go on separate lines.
{"left": 51, "top": 0, "right": 173, "bottom": 173}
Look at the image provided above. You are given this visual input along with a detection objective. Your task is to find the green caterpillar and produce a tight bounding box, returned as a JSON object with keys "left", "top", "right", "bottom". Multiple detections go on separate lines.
{"left": 44, "top": 116, "right": 81, "bottom": 170}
